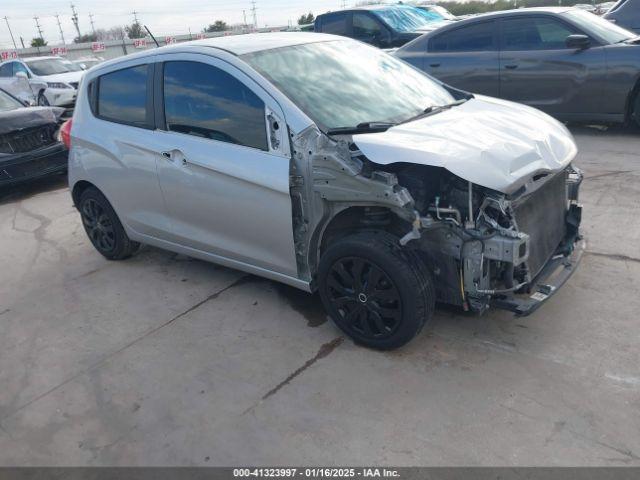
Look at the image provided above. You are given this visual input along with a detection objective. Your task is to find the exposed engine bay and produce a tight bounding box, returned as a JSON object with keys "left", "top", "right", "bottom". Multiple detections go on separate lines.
{"left": 289, "top": 126, "right": 584, "bottom": 316}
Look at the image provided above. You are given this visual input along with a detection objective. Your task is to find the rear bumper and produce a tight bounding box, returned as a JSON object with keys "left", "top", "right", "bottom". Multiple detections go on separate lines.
{"left": 0, "top": 143, "right": 68, "bottom": 187}
{"left": 491, "top": 237, "right": 585, "bottom": 316}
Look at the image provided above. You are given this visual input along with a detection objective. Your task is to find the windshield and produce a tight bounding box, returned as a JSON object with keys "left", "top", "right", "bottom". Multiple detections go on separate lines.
{"left": 0, "top": 89, "right": 23, "bottom": 112}
{"left": 372, "top": 6, "right": 443, "bottom": 32}
{"left": 563, "top": 9, "right": 635, "bottom": 43}
{"left": 243, "top": 40, "right": 454, "bottom": 131}
{"left": 25, "top": 58, "right": 73, "bottom": 76}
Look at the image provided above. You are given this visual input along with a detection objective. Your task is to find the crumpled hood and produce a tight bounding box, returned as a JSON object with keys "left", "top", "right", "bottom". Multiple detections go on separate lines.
{"left": 0, "top": 106, "right": 65, "bottom": 135}
{"left": 37, "top": 70, "right": 84, "bottom": 85}
{"left": 353, "top": 96, "right": 577, "bottom": 194}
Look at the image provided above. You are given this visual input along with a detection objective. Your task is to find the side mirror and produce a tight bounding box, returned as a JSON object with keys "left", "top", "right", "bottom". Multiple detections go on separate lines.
{"left": 15, "top": 71, "right": 28, "bottom": 79}
{"left": 79, "top": 63, "right": 87, "bottom": 70}
{"left": 566, "top": 34, "right": 591, "bottom": 50}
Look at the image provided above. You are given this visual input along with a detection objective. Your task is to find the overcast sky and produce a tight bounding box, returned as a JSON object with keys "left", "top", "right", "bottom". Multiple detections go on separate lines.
{"left": 1, "top": 0, "right": 349, "bottom": 49}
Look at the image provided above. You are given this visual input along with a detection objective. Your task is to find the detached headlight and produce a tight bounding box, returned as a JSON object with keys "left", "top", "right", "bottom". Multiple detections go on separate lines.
{"left": 47, "top": 82, "right": 71, "bottom": 89}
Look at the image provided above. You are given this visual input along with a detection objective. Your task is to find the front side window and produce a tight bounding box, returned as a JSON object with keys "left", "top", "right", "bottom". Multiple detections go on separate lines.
{"left": 97, "top": 65, "right": 149, "bottom": 126}
{"left": 320, "top": 13, "right": 348, "bottom": 34}
{"left": 353, "top": 13, "right": 383, "bottom": 38}
{"left": 0, "top": 63, "right": 12, "bottom": 77}
{"left": 502, "top": 17, "right": 575, "bottom": 51}
{"left": 13, "top": 63, "right": 29, "bottom": 77}
{"left": 430, "top": 22, "right": 495, "bottom": 52}
{"left": 243, "top": 39, "right": 454, "bottom": 131}
{"left": 163, "top": 61, "right": 267, "bottom": 151}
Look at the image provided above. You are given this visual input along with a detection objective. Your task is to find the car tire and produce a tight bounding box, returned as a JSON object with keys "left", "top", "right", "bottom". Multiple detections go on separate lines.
{"left": 37, "top": 92, "right": 49, "bottom": 106}
{"left": 78, "top": 187, "right": 140, "bottom": 260}
{"left": 633, "top": 91, "right": 640, "bottom": 129}
{"left": 318, "top": 231, "right": 435, "bottom": 350}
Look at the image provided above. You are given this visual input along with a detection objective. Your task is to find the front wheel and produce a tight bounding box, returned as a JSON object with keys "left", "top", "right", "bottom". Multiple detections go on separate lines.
{"left": 37, "top": 91, "right": 49, "bottom": 106}
{"left": 318, "top": 231, "right": 435, "bottom": 350}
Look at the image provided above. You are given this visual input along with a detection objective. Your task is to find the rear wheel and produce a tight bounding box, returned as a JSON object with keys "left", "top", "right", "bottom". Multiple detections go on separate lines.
{"left": 78, "top": 187, "right": 139, "bottom": 260}
{"left": 318, "top": 231, "right": 435, "bottom": 350}
{"left": 633, "top": 91, "right": 640, "bottom": 129}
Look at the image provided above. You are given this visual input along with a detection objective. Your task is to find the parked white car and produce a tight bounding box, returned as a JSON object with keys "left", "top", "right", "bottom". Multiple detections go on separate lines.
{"left": 67, "top": 33, "right": 584, "bottom": 350}
{"left": 0, "top": 56, "right": 83, "bottom": 108}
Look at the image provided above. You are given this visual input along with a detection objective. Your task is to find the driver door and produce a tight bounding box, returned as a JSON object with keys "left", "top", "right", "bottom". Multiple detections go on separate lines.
{"left": 152, "top": 53, "right": 298, "bottom": 277}
{"left": 498, "top": 15, "right": 606, "bottom": 115}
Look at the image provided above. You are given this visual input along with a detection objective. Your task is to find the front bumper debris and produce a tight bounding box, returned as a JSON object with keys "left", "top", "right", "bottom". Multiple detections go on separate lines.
{"left": 490, "top": 238, "right": 586, "bottom": 316}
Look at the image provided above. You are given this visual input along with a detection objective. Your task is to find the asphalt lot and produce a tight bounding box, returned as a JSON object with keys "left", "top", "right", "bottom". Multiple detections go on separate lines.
{"left": 0, "top": 125, "right": 639, "bottom": 466}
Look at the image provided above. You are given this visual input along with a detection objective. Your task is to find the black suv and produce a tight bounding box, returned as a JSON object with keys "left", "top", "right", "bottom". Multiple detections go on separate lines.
{"left": 314, "top": 4, "right": 449, "bottom": 48}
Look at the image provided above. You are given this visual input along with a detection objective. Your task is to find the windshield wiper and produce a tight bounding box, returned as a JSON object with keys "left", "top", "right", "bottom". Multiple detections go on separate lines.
{"left": 326, "top": 121, "right": 396, "bottom": 136}
{"left": 400, "top": 98, "right": 468, "bottom": 125}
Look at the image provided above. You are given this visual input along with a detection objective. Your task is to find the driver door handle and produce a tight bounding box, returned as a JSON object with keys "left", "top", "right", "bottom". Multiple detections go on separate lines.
{"left": 429, "top": 63, "right": 441, "bottom": 68}
{"left": 504, "top": 64, "right": 518, "bottom": 70}
{"left": 161, "top": 150, "right": 188, "bottom": 165}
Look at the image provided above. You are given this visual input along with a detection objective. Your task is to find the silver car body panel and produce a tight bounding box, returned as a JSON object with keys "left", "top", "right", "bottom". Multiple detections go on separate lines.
{"left": 70, "top": 34, "right": 581, "bottom": 307}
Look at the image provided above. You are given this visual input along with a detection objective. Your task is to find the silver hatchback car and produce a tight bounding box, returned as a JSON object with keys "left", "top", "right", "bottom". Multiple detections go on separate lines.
{"left": 68, "top": 33, "right": 584, "bottom": 350}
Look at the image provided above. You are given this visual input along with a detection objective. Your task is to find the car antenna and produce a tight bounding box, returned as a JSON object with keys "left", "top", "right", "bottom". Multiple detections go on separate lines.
{"left": 144, "top": 25, "right": 160, "bottom": 47}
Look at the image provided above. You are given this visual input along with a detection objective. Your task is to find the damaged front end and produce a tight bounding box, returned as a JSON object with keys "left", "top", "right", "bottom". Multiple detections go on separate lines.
{"left": 291, "top": 125, "right": 584, "bottom": 317}
{"left": 402, "top": 165, "right": 584, "bottom": 316}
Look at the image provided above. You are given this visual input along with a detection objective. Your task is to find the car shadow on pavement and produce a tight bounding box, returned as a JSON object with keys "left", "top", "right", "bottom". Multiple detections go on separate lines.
{"left": 0, "top": 173, "right": 68, "bottom": 206}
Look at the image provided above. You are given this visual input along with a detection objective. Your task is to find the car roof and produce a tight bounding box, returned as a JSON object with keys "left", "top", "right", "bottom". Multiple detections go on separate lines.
{"left": 108, "top": 32, "right": 343, "bottom": 59}
{"left": 455, "top": 6, "right": 573, "bottom": 22}
{"left": 319, "top": 4, "right": 421, "bottom": 14}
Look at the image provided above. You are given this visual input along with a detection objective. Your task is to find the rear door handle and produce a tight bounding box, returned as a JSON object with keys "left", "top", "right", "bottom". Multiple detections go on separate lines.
{"left": 504, "top": 64, "right": 518, "bottom": 70}
{"left": 429, "top": 63, "right": 441, "bottom": 68}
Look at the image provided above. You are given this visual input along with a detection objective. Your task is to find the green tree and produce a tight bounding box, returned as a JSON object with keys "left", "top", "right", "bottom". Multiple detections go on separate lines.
{"left": 297, "top": 12, "right": 315, "bottom": 25}
{"left": 205, "top": 20, "right": 229, "bottom": 32}
{"left": 74, "top": 33, "right": 98, "bottom": 43}
{"left": 30, "top": 37, "right": 47, "bottom": 47}
{"left": 125, "top": 21, "right": 144, "bottom": 39}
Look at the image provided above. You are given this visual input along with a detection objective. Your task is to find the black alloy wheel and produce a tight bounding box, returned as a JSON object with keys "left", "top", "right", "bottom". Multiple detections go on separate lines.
{"left": 325, "top": 257, "right": 402, "bottom": 340}
{"left": 78, "top": 186, "right": 140, "bottom": 260}
{"left": 81, "top": 198, "right": 116, "bottom": 253}
{"left": 318, "top": 231, "right": 435, "bottom": 350}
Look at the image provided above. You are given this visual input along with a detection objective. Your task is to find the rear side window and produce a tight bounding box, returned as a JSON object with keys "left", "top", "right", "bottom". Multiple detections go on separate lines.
{"left": 319, "top": 13, "right": 348, "bottom": 34}
{"left": 430, "top": 22, "right": 495, "bottom": 52}
{"left": 97, "top": 65, "right": 150, "bottom": 127}
{"left": 163, "top": 61, "right": 267, "bottom": 151}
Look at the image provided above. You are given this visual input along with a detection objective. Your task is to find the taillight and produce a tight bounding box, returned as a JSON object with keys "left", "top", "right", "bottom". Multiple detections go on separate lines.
{"left": 60, "top": 119, "right": 72, "bottom": 149}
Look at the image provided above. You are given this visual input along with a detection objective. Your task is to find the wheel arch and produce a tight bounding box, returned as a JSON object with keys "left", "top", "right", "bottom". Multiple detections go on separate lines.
{"left": 313, "top": 205, "right": 410, "bottom": 279}
{"left": 71, "top": 179, "right": 99, "bottom": 207}
{"left": 625, "top": 74, "right": 640, "bottom": 124}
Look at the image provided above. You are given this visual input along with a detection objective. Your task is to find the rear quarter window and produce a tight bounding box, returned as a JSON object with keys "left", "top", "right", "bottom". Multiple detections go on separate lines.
{"left": 96, "top": 64, "right": 151, "bottom": 128}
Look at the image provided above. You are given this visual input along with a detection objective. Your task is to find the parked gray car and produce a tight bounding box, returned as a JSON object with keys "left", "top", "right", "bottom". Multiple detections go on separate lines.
{"left": 604, "top": 0, "right": 640, "bottom": 33}
{"left": 395, "top": 7, "right": 640, "bottom": 126}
